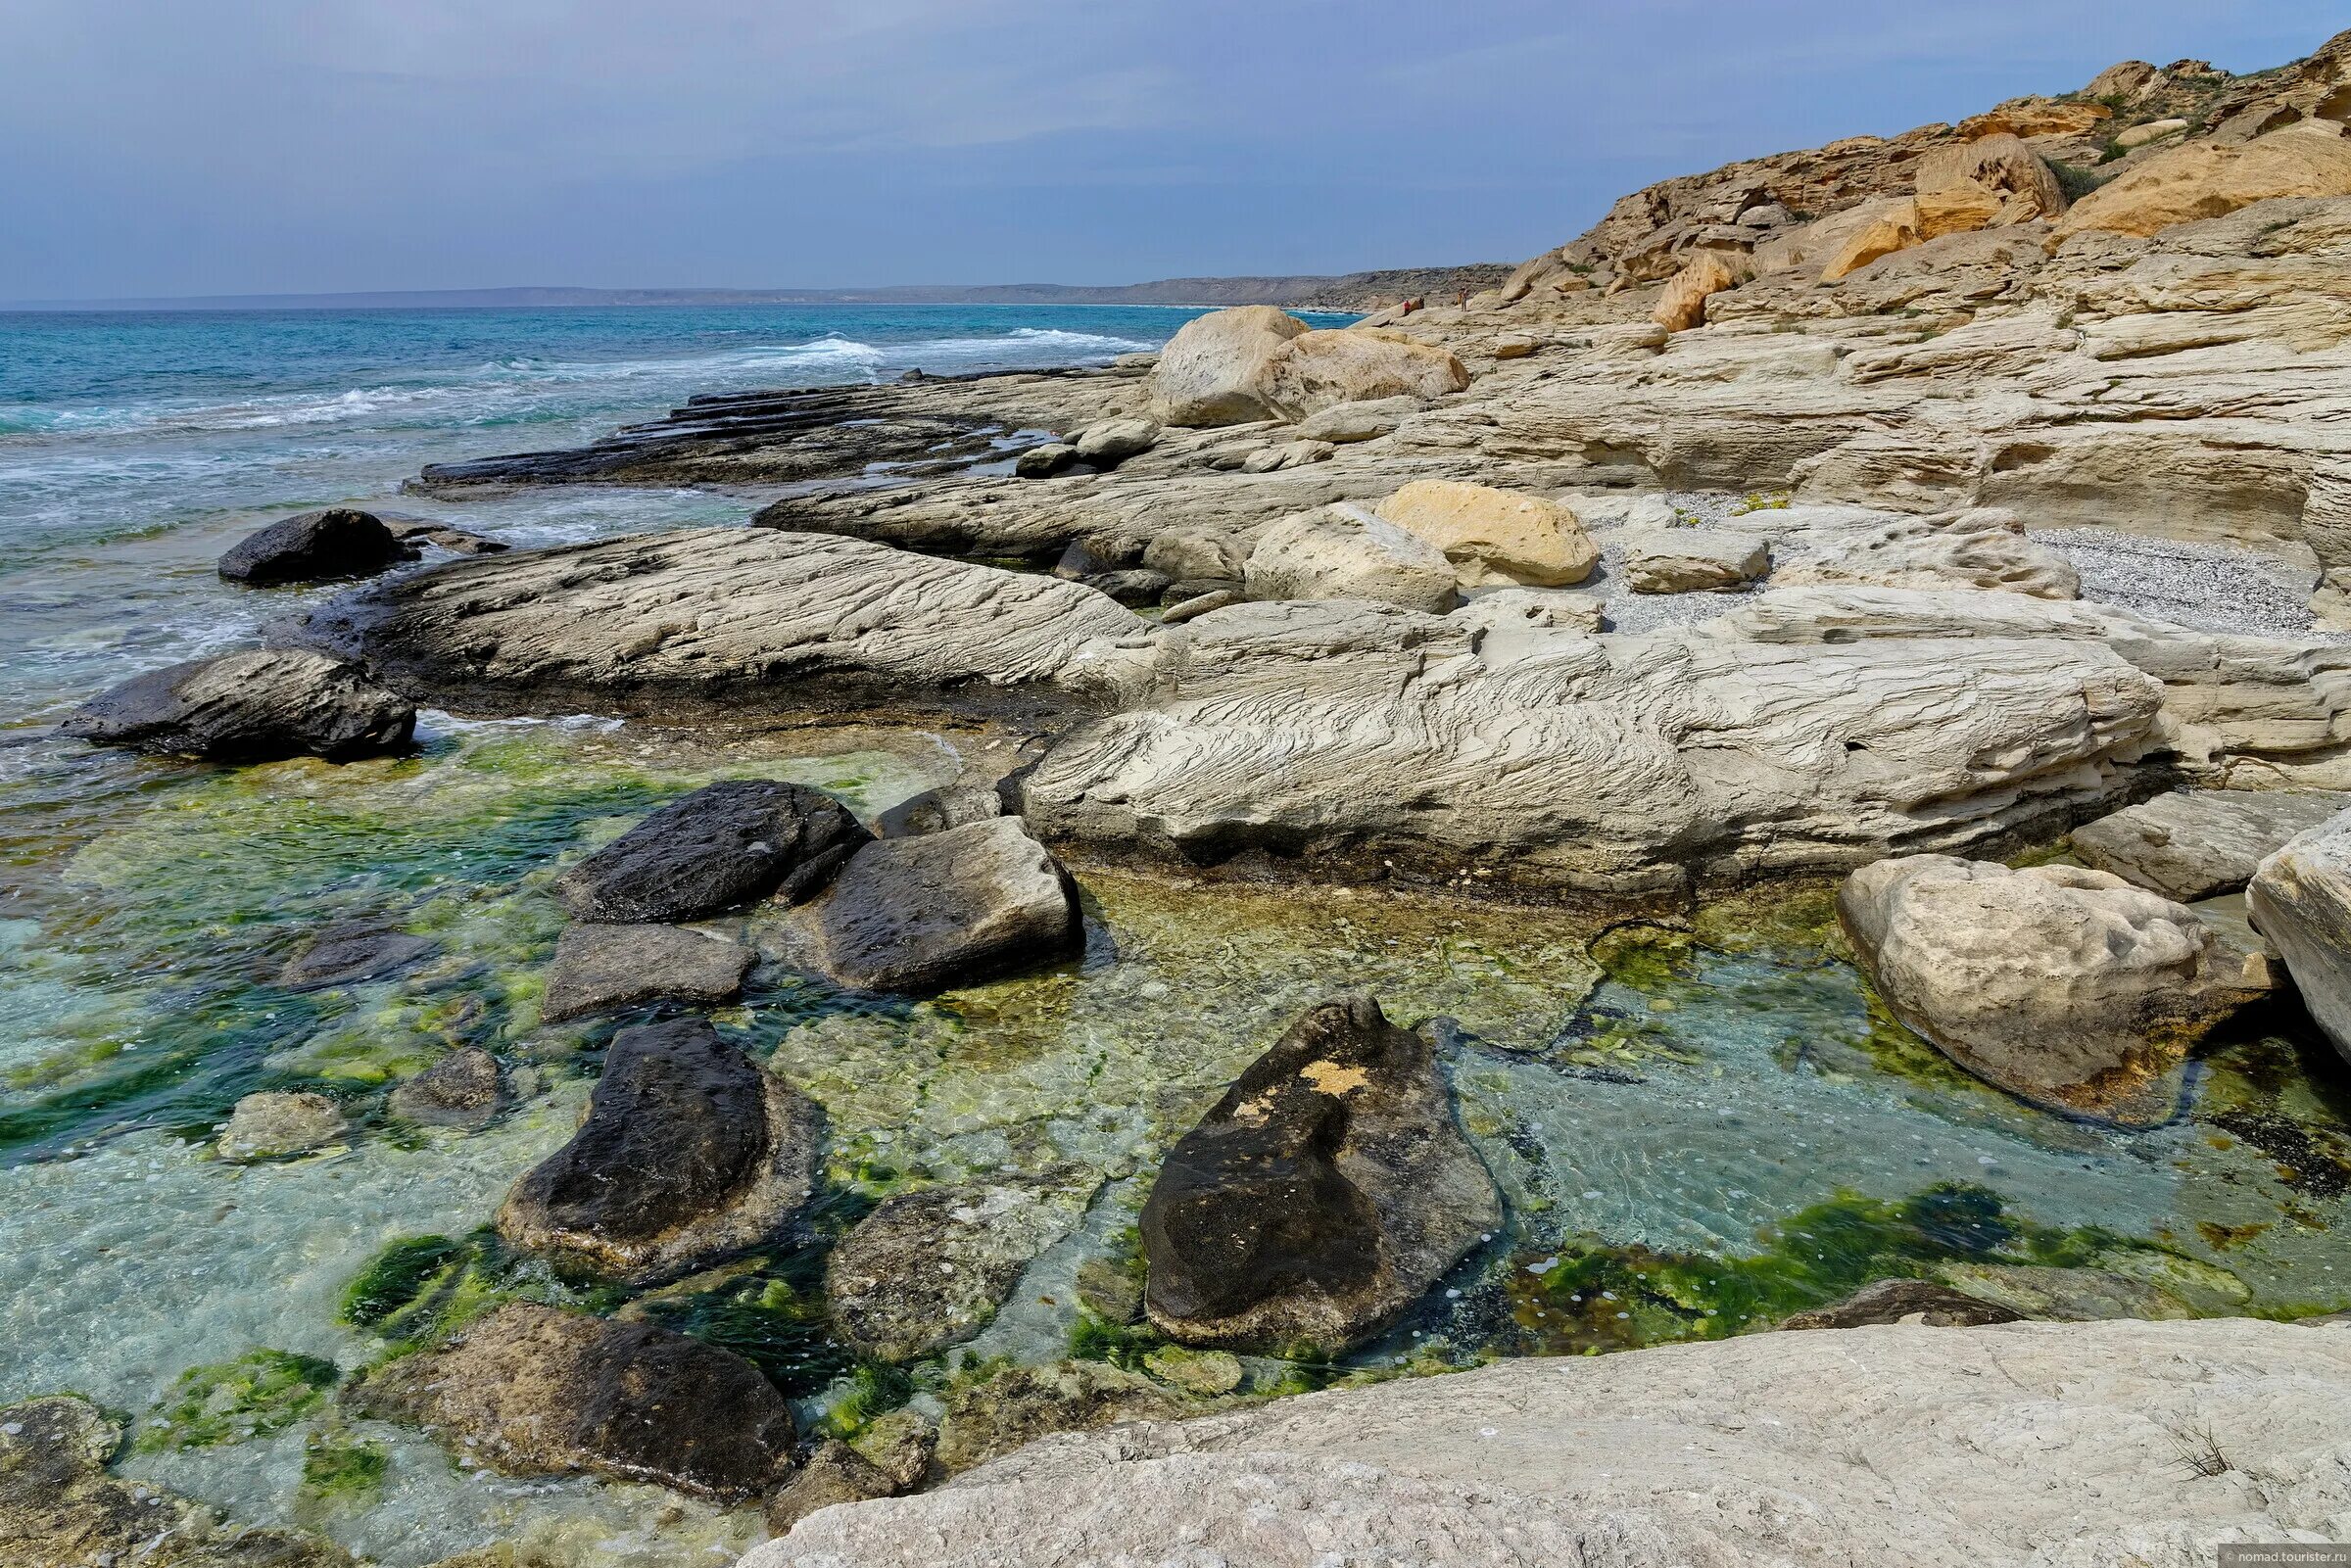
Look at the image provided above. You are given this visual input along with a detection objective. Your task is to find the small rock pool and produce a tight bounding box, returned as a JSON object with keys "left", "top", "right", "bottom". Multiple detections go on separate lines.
{"left": 1, "top": 715, "right": 2346, "bottom": 1565}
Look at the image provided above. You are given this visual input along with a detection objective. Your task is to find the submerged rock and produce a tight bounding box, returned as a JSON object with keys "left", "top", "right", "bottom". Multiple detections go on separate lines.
{"left": 217, "top": 507, "right": 415, "bottom": 585}
{"left": 1932, "top": 1263, "right": 2194, "bottom": 1321}
{"left": 1839, "top": 856, "right": 2267, "bottom": 1125}
{"left": 1776, "top": 1277, "right": 2025, "bottom": 1330}
{"left": 216, "top": 1091, "right": 349, "bottom": 1162}
{"left": 386, "top": 1046, "right": 504, "bottom": 1126}
{"left": 764, "top": 1439, "right": 904, "bottom": 1535}
{"left": 1140, "top": 993, "right": 1499, "bottom": 1354}
{"left": 1242, "top": 503, "right": 1460, "bottom": 613}
{"left": 539, "top": 922, "right": 755, "bottom": 1022}
{"left": 61, "top": 649, "right": 415, "bottom": 763}
{"left": 2074, "top": 788, "right": 2351, "bottom": 901}
{"left": 277, "top": 923, "right": 434, "bottom": 988}
{"left": 345, "top": 1303, "right": 794, "bottom": 1502}
{"left": 497, "top": 1019, "right": 819, "bottom": 1284}
{"left": 556, "top": 779, "right": 871, "bottom": 924}
{"left": 799, "top": 817, "right": 1082, "bottom": 993}
{"left": 2248, "top": 807, "right": 2351, "bottom": 1067}
{"left": 935, "top": 1359, "right": 1187, "bottom": 1474}
{"left": 825, "top": 1172, "right": 1099, "bottom": 1361}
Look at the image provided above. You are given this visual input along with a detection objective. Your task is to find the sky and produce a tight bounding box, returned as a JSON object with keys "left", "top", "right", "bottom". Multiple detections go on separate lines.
{"left": 2, "top": 0, "right": 2344, "bottom": 301}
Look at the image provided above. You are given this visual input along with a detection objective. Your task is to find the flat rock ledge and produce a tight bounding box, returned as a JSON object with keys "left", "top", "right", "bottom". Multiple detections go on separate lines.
{"left": 745, "top": 1317, "right": 2351, "bottom": 1568}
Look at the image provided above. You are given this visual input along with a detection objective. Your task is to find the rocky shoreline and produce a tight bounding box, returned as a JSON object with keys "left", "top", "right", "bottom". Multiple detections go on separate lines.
{"left": 20, "top": 25, "right": 2351, "bottom": 1568}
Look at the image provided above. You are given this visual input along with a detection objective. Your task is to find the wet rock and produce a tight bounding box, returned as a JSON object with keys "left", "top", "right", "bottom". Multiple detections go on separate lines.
{"left": 278, "top": 923, "right": 434, "bottom": 988}
{"left": 1377, "top": 479, "right": 1600, "bottom": 589}
{"left": 61, "top": 649, "right": 415, "bottom": 763}
{"left": 556, "top": 779, "right": 871, "bottom": 924}
{"left": 825, "top": 1172, "right": 1099, "bottom": 1360}
{"left": 1075, "top": 1258, "right": 1146, "bottom": 1324}
{"left": 2248, "top": 807, "right": 2351, "bottom": 1067}
{"left": 1140, "top": 993, "right": 1500, "bottom": 1354}
{"left": 1072, "top": 418, "right": 1159, "bottom": 464}
{"left": 387, "top": 1046, "right": 504, "bottom": 1126}
{"left": 0, "top": 1394, "right": 355, "bottom": 1568}
{"left": 1159, "top": 587, "right": 1246, "bottom": 625}
{"left": 1141, "top": 1345, "right": 1244, "bottom": 1396}
{"left": 1016, "top": 442, "right": 1080, "bottom": 479}
{"left": 1051, "top": 536, "right": 1128, "bottom": 580}
{"left": 1933, "top": 1263, "right": 2194, "bottom": 1321}
{"left": 1242, "top": 503, "right": 1460, "bottom": 613}
{"left": 1776, "top": 1278, "right": 2025, "bottom": 1330}
{"left": 1614, "top": 527, "right": 1770, "bottom": 593}
{"left": 344, "top": 1303, "right": 794, "bottom": 1501}
{"left": 382, "top": 515, "right": 509, "bottom": 556}
{"left": 2074, "top": 789, "right": 2351, "bottom": 901}
{"left": 217, "top": 1091, "right": 349, "bottom": 1162}
{"left": 217, "top": 507, "right": 415, "bottom": 585}
{"left": 799, "top": 817, "right": 1082, "bottom": 993}
{"left": 1840, "top": 856, "right": 2268, "bottom": 1125}
{"left": 497, "top": 1018, "right": 820, "bottom": 1284}
{"left": 935, "top": 1359, "right": 1186, "bottom": 1473}
{"left": 540, "top": 923, "right": 754, "bottom": 1022}
{"left": 873, "top": 783, "right": 1004, "bottom": 838}
{"left": 764, "top": 1439, "right": 901, "bottom": 1534}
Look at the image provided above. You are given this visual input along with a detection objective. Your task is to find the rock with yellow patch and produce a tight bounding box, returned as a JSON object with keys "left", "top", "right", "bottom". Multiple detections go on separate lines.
{"left": 1138, "top": 993, "right": 1500, "bottom": 1354}
{"left": 1819, "top": 198, "right": 1925, "bottom": 281}
{"left": 1376, "top": 479, "right": 1601, "bottom": 589}
{"left": 1914, "top": 132, "right": 2066, "bottom": 229}
{"left": 2054, "top": 121, "right": 2351, "bottom": 240}
{"left": 1651, "top": 253, "right": 1739, "bottom": 332}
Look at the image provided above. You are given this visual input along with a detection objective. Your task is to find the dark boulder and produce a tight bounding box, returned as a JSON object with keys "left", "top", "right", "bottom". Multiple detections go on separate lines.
{"left": 60, "top": 649, "right": 414, "bottom": 763}
{"left": 496, "top": 1018, "right": 819, "bottom": 1284}
{"left": 1776, "top": 1277, "right": 2026, "bottom": 1331}
{"left": 1140, "top": 993, "right": 1500, "bottom": 1354}
{"left": 540, "top": 923, "right": 754, "bottom": 1022}
{"left": 871, "top": 783, "right": 1003, "bottom": 839}
{"left": 763, "top": 1440, "right": 902, "bottom": 1535}
{"left": 799, "top": 817, "right": 1081, "bottom": 992}
{"left": 217, "top": 507, "right": 416, "bottom": 585}
{"left": 555, "top": 780, "right": 869, "bottom": 925}
{"left": 345, "top": 1303, "right": 794, "bottom": 1502}
{"left": 1085, "top": 568, "right": 1174, "bottom": 606}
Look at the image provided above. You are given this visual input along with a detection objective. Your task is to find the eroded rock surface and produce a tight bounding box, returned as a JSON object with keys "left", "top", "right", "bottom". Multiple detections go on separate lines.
{"left": 555, "top": 779, "right": 871, "bottom": 924}
{"left": 2073, "top": 788, "right": 2351, "bottom": 900}
{"left": 497, "top": 1019, "right": 819, "bottom": 1283}
{"left": 1839, "top": 856, "right": 2267, "bottom": 1124}
{"left": 2248, "top": 806, "right": 2351, "bottom": 1066}
{"left": 216, "top": 1091, "right": 349, "bottom": 1162}
{"left": 1140, "top": 994, "right": 1498, "bottom": 1354}
{"left": 62, "top": 649, "right": 415, "bottom": 763}
{"left": 346, "top": 1303, "right": 794, "bottom": 1502}
{"left": 1241, "top": 503, "right": 1460, "bottom": 612}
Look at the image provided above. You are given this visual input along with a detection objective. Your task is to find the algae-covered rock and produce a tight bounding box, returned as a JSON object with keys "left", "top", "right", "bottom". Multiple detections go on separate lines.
{"left": 556, "top": 779, "right": 870, "bottom": 924}
{"left": 277, "top": 923, "right": 435, "bottom": 989}
{"left": 140, "top": 1349, "right": 340, "bottom": 1449}
{"left": 825, "top": 1172, "right": 1099, "bottom": 1361}
{"left": 936, "top": 1359, "right": 1186, "bottom": 1473}
{"left": 763, "top": 1439, "right": 903, "bottom": 1535}
{"left": 216, "top": 1092, "right": 349, "bottom": 1163}
{"left": 1776, "top": 1278, "right": 2024, "bottom": 1331}
{"left": 498, "top": 1019, "right": 820, "bottom": 1284}
{"left": 344, "top": 1302, "right": 795, "bottom": 1501}
{"left": 386, "top": 1046, "right": 504, "bottom": 1126}
{"left": 799, "top": 817, "right": 1082, "bottom": 994}
{"left": 1932, "top": 1263, "right": 2195, "bottom": 1321}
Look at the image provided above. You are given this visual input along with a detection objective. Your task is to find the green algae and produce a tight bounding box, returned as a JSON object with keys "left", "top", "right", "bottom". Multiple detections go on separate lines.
{"left": 299, "top": 1424, "right": 391, "bottom": 1507}
{"left": 815, "top": 1361, "right": 917, "bottom": 1441}
{"left": 335, "top": 1229, "right": 569, "bottom": 1353}
{"left": 137, "top": 1349, "right": 340, "bottom": 1450}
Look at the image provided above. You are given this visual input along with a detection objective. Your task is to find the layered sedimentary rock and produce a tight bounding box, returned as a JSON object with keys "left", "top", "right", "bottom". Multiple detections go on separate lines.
{"left": 62, "top": 648, "right": 415, "bottom": 762}
{"left": 2248, "top": 807, "right": 2351, "bottom": 1066}
{"left": 2072, "top": 787, "right": 2351, "bottom": 899}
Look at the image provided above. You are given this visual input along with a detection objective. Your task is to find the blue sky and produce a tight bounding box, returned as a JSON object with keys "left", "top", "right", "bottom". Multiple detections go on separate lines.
{"left": 3, "top": 0, "right": 2344, "bottom": 299}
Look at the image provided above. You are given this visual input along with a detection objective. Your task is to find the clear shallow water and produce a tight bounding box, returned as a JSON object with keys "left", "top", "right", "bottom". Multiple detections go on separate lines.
{"left": 1, "top": 307, "right": 2348, "bottom": 1565}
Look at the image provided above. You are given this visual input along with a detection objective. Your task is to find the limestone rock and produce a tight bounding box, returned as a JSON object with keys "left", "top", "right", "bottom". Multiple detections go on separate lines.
{"left": 1651, "top": 253, "right": 1738, "bottom": 332}
{"left": 1914, "top": 132, "right": 2065, "bottom": 228}
{"left": 2247, "top": 807, "right": 2351, "bottom": 1066}
{"left": 278, "top": 923, "right": 433, "bottom": 988}
{"left": 540, "top": 923, "right": 755, "bottom": 1022}
{"left": 2084, "top": 60, "right": 2162, "bottom": 102}
{"left": 1140, "top": 994, "right": 1499, "bottom": 1354}
{"left": 1260, "top": 329, "right": 1469, "bottom": 421}
{"left": 748, "top": 1318, "right": 2351, "bottom": 1568}
{"left": 1776, "top": 1278, "right": 2024, "bottom": 1330}
{"left": 2055, "top": 121, "right": 2351, "bottom": 238}
{"left": 1376, "top": 479, "right": 1599, "bottom": 588}
{"left": 216, "top": 1091, "right": 348, "bottom": 1162}
{"left": 1242, "top": 503, "right": 1461, "bottom": 612}
{"left": 61, "top": 649, "right": 415, "bottom": 763}
{"left": 346, "top": 1303, "right": 793, "bottom": 1502}
{"left": 1237, "top": 438, "right": 1335, "bottom": 473}
{"left": 2117, "top": 118, "right": 2190, "bottom": 150}
{"left": 1293, "top": 397, "right": 1418, "bottom": 444}
{"left": 824, "top": 1172, "right": 1098, "bottom": 1360}
{"left": 1613, "top": 526, "right": 1769, "bottom": 592}
{"left": 387, "top": 1046, "right": 504, "bottom": 1126}
{"left": 300, "top": 529, "right": 1150, "bottom": 719}
{"left": 2072, "top": 788, "right": 2351, "bottom": 900}
{"left": 1839, "top": 856, "right": 2266, "bottom": 1124}
{"left": 797, "top": 817, "right": 1081, "bottom": 993}
{"left": 1454, "top": 588, "right": 1606, "bottom": 641}
{"left": 935, "top": 1360, "right": 1187, "bottom": 1474}
{"left": 1818, "top": 197, "right": 1924, "bottom": 281}
{"left": 1159, "top": 587, "right": 1245, "bottom": 625}
{"left": 1015, "top": 442, "right": 1078, "bottom": 478}
{"left": 1146, "top": 306, "right": 1310, "bottom": 426}
{"left": 1142, "top": 528, "right": 1246, "bottom": 585}
{"left": 1072, "top": 418, "right": 1159, "bottom": 464}
{"left": 555, "top": 780, "right": 871, "bottom": 925}
{"left": 496, "top": 1019, "right": 819, "bottom": 1284}
{"left": 217, "top": 507, "right": 415, "bottom": 585}
{"left": 1773, "top": 511, "right": 2078, "bottom": 599}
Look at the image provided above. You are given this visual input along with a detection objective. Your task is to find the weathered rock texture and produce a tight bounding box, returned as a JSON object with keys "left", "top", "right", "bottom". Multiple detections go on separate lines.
{"left": 497, "top": 1019, "right": 819, "bottom": 1284}
{"left": 540, "top": 923, "right": 754, "bottom": 1022}
{"left": 1839, "top": 856, "right": 2267, "bottom": 1124}
{"left": 1376, "top": 479, "right": 1599, "bottom": 588}
{"left": 744, "top": 1318, "right": 2351, "bottom": 1568}
{"left": 216, "top": 1091, "right": 348, "bottom": 1162}
{"left": 1140, "top": 994, "right": 1498, "bottom": 1353}
{"left": 556, "top": 779, "right": 871, "bottom": 924}
{"left": 796, "top": 818, "right": 1082, "bottom": 993}
{"left": 2073, "top": 787, "right": 2351, "bottom": 900}
{"left": 347, "top": 1303, "right": 794, "bottom": 1502}
{"left": 2248, "top": 806, "right": 2351, "bottom": 1066}
{"left": 1242, "top": 503, "right": 1461, "bottom": 612}
{"left": 62, "top": 649, "right": 415, "bottom": 762}
{"left": 1775, "top": 1277, "right": 2023, "bottom": 1330}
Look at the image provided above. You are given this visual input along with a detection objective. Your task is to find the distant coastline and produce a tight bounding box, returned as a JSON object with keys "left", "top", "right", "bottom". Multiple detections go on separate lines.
{"left": 2, "top": 264, "right": 1511, "bottom": 317}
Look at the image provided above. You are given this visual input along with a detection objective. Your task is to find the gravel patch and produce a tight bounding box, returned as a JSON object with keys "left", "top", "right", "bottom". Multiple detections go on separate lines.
{"left": 2029, "top": 527, "right": 2334, "bottom": 641}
